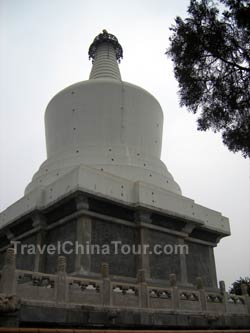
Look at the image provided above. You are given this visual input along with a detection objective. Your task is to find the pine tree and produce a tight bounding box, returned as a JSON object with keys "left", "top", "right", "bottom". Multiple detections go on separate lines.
{"left": 167, "top": 0, "right": 250, "bottom": 157}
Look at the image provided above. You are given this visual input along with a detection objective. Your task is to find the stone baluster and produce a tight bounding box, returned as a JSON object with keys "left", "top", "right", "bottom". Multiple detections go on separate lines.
{"left": 241, "top": 283, "right": 248, "bottom": 296}
{"left": 101, "top": 263, "right": 111, "bottom": 306}
{"left": 56, "top": 256, "right": 68, "bottom": 303}
{"left": 219, "top": 280, "right": 228, "bottom": 313}
{"left": 196, "top": 277, "right": 207, "bottom": 311}
{"left": 137, "top": 269, "right": 148, "bottom": 308}
{"left": 0, "top": 248, "right": 17, "bottom": 294}
{"left": 241, "top": 283, "right": 250, "bottom": 314}
{"left": 169, "top": 273, "right": 179, "bottom": 310}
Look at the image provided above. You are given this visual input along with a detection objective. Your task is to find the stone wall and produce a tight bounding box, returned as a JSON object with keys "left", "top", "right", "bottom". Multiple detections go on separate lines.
{"left": 0, "top": 193, "right": 225, "bottom": 290}
{"left": 186, "top": 242, "right": 217, "bottom": 287}
{"left": 91, "top": 219, "right": 137, "bottom": 277}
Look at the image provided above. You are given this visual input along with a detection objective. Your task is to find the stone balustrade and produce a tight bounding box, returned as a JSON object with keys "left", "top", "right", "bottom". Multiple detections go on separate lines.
{"left": 0, "top": 249, "right": 249, "bottom": 316}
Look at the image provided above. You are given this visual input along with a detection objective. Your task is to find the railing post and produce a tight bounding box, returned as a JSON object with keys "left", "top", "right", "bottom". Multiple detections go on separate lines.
{"left": 241, "top": 283, "right": 250, "bottom": 314}
{"left": 169, "top": 273, "right": 179, "bottom": 310}
{"left": 101, "top": 262, "right": 111, "bottom": 306}
{"left": 137, "top": 269, "right": 148, "bottom": 308}
{"left": 56, "top": 256, "right": 68, "bottom": 304}
{"left": 0, "top": 248, "right": 17, "bottom": 294}
{"left": 219, "top": 280, "right": 228, "bottom": 313}
{"left": 196, "top": 276, "right": 207, "bottom": 312}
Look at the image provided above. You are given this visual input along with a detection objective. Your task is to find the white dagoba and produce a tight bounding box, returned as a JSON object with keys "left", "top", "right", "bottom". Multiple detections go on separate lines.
{"left": 25, "top": 31, "right": 181, "bottom": 195}
{"left": 0, "top": 31, "right": 230, "bottom": 236}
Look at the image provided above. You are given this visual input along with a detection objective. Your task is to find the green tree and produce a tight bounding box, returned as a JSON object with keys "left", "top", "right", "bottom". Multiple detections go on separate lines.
{"left": 229, "top": 277, "right": 250, "bottom": 296}
{"left": 166, "top": 0, "right": 250, "bottom": 157}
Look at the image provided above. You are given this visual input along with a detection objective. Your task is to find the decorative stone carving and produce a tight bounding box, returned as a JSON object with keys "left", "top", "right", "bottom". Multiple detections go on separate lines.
{"left": 180, "top": 292, "right": 188, "bottom": 300}
{"left": 81, "top": 282, "right": 100, "bottom": 292}
{"left": 149, "top": 289, "right": 171, "bottom": 299}
{"left": 88, "top": 30, "right": 123, "bottom": 62}
{"left": 228, "top": 295, "right": 245, "bottom": 304}
{"left": 70, "top": 280, "right": 100, "bottom": 293}
{"left": 180, "top": 292, "right": 199, "bottom": 301}
{"left": 0, "top": 294, "right": 20, "bottom": 313}
{"left": 113, "top": 285, "right": 137, "bottom": 295}
{"left": 207, "top": 294, "right": 223, "bottom": 303}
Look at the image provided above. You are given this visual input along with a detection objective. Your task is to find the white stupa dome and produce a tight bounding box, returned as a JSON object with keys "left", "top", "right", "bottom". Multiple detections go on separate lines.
{"left": 25, "top": 30, "right": 181, "bottom": 195}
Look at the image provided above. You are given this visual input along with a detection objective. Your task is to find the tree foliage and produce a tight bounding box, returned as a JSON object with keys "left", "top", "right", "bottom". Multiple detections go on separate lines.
{"left": 167, "top": 0, "right": 250, "bottom": 157}
{"left": 229, "top": 277, "right": 250, "bottom": 296}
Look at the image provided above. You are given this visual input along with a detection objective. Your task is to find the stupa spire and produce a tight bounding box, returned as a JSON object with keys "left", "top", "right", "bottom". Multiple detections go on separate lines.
{"left": 88, "top": 30, "right": 123, "bottom": 80}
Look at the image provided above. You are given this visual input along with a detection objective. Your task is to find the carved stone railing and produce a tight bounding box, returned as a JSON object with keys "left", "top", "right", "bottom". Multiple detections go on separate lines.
{"left": 0, "top": 249, "right": 249, "bottom": 316}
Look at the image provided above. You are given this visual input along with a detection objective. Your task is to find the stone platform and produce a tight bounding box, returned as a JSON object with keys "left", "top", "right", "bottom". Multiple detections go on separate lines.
{"left": 0, "top": 167, "right": 249, "bottom": 329}
{"left": 0, "top": 165, "right": 230, "bottom": 286}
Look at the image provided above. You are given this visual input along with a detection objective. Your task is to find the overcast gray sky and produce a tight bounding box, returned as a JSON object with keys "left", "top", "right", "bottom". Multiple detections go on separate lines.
{"left": 0, "top": 0, "right": 249, "bottom": 289}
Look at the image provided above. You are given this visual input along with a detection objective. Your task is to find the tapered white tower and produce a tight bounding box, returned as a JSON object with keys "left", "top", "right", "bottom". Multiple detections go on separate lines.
{"left": 25, "top": 30, "right": 181, "bottom": 195}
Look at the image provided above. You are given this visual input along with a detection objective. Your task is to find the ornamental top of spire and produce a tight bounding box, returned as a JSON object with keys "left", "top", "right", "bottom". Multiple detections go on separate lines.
{"left": 88, "top": 30, "right": 123, "bottom": 63}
